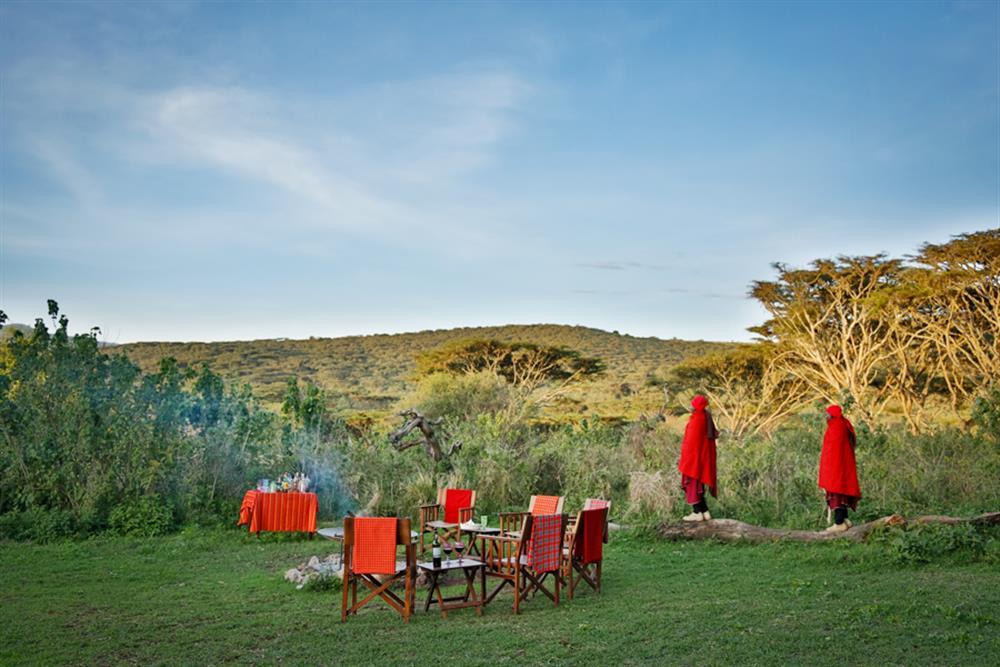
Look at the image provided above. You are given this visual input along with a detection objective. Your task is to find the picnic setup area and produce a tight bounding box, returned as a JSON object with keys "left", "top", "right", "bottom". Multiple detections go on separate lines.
{"left": 238, "top": 486, "right": 610, "bottom": 621}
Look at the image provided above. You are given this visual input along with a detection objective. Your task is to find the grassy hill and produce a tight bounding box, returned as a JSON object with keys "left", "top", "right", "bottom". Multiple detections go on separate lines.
{"left": 107, "top": 324, "right": 737, "bottom": 420}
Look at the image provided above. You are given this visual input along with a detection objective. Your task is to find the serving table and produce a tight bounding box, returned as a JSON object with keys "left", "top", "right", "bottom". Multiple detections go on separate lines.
{"left": 237, "top": 490, "right": 317, "bottom": 536}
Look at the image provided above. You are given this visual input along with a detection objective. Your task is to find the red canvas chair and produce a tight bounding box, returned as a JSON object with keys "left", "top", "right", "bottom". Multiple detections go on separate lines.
{"left": 419, "top": 488, "right": 476, "bottom": 553}
{"left": 583, "top": 498, "right": 611, "bottom": 511}
{"left": 479, "top": 513, "right": 567, "bottom": 614}
{"left": 567, "top": 498, "right": 611, "bottom": 536}
{"left": 562, "top": 506, "right": 608, "bottom": 599}
{"left": 498, "top": 494, "right": 565, "bottom": 536}
{"left": 341, "top": 516, "right": 415, "bottom": 623}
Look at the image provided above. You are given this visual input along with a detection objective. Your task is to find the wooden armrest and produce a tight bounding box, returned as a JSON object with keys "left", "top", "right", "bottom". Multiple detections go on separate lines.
{"left": 478, "top": 534, "right": 520, "bottom": 544}
{"left": 419, "top": 503, "right": 441, "bottom": 509}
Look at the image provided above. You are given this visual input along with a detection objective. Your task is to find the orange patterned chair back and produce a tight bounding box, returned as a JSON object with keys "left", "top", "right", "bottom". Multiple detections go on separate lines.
{"left": 530, "top": 495, "right": 564, "bottom": 515}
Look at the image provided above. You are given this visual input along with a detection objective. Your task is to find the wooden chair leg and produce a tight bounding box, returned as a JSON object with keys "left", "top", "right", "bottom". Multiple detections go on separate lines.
{"left": 341, "top": 573, "right": 349, "bottom": 622}
{"left": 513, "top": 569, "right": 521, "bottom": 615}
{"left": 404, "top": 566, "right": 413, "bottom": 623}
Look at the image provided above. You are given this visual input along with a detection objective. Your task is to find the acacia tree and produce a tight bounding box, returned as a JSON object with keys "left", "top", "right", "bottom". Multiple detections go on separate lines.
{"left": 749, "top": 255, "right": 910, "bottom": 426}
{"left": 667, "top": 343, "right": 811, "bottom": 440}
{"left": 415, "top": 338, "right": 604, "bottom": 411}
{"left": 904, "top": 230, "right": 1000, "bottom": 414}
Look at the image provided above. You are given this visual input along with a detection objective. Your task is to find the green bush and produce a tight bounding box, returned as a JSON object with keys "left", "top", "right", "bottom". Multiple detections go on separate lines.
{"left": 300, "top": 571, "right": 342, "bottom": 592}
{"left": 108, "top": 496, "right": 175, "bottom": 537}
{"left": 408, "top": 372, "right": 520, "bottom": 422}
{"left": 0, "top": 508, "right": 76, "bottom": 542}
{"left": 874, "top": 523, "right": 997, "bottom": 565}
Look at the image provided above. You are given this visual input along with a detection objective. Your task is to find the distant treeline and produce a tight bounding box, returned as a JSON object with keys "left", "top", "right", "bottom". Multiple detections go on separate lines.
{"left": 109, "top": 324, "right": 734, "bottom": 421}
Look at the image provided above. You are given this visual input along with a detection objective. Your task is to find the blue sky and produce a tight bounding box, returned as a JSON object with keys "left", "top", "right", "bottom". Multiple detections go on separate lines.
{"left": 1, "top": 1, "right": 997, "bottom": 343}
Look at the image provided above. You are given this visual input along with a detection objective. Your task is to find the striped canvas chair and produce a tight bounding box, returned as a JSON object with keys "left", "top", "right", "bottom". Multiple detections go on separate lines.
{"left": 480, "top": 513, "right": 567, "bottom": 614}
{"left": 498, "top": 494, "right": 565, "bottom": 536}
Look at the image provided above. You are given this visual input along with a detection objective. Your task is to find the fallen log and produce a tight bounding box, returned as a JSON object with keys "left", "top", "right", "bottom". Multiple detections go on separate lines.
{"left": 658, "top": 512, "right": 1000, "bottom": 543}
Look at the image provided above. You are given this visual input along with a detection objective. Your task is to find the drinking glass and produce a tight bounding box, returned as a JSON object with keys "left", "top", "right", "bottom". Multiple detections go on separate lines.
{"left": 454, "top": 541, "right": 465, "bottom": 564}
{"left": 442, "top": 542, "right": 453, "bottom": 563}
{"left": 480, "top": 515, "right": 488, "bottom": 528}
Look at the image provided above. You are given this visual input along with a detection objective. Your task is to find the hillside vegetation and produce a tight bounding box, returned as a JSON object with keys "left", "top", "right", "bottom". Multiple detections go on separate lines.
{"left": 108, "top": 324, "right": 736, "bottom": 418}
{"left": 3, "top": 230, "right": 996, "bottom": 541}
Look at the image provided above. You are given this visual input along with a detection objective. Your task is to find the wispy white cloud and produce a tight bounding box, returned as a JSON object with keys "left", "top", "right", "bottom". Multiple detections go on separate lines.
{"left": 3, "top": 64, "right": 533, "bottom": 258}
{"left": 142, "top": 85, "right": 399, "bottom": 232}
{"left": 575, "top": 260, "right": 667, "bottom": 271}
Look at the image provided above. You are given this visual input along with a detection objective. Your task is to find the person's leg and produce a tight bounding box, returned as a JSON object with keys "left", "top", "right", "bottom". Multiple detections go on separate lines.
{"left": 826, "top": 504, "right": 851, "bottom": 532}
{"left": 682, "top": 478, "right": 707, "bottom": 521}
{"left": 696, "top": 497, "right": 712, "bottom": 520}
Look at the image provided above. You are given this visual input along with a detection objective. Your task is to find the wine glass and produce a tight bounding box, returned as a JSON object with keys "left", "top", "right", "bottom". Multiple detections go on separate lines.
{"left": 442, "top": 541, "right": 453, "bottom": 563}
{"left": 454, "top": 541, "right": 465, "bottom": 564}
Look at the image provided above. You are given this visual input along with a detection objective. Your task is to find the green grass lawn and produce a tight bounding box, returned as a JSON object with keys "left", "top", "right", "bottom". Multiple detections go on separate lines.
{"left": 1, "top": 527, "right": 998, "bottom": 666}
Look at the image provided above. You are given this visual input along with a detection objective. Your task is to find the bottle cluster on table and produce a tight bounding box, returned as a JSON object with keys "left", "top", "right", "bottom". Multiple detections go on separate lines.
{"left": 256, "top": 472, "right": 311, "bottom": 493}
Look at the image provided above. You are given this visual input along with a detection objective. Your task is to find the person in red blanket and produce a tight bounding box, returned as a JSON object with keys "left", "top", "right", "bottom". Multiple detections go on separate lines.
{"left": 678, "top": 394, "right": 718, "bottom": 522}
{"left": 819, "top": 405, "right": 861, "bottom": 533}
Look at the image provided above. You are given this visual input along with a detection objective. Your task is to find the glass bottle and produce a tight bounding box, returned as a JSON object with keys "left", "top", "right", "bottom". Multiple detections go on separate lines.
{"left": 432, "top": 534, "right": 441, "bottom": 568}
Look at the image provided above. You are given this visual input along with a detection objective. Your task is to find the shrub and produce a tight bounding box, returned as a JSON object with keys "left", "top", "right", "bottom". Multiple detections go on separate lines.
{"left": 108, "top": 496, "right": 175, "bottom": 537}
{"left": 300, "top": 571, "right": 342, "bottom": 592}
{"left": 874, "top": 523, "right": 996, "bottom": 565}
{"left": 0, "top": 508, "right": 76, "bottom": 542}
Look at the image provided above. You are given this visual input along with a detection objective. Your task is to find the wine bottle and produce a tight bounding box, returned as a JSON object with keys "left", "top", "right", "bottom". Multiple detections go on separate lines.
{"left": 432, "top": 534, "right": 441, "bottom": 568}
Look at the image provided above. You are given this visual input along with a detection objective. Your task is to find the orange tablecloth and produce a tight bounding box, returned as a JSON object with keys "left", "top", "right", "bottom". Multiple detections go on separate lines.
{"left": 238, "top": 490, "right": 258, "bottom": 526}
{"left": 237, "top": 490, "right": 317, "bottom": 534}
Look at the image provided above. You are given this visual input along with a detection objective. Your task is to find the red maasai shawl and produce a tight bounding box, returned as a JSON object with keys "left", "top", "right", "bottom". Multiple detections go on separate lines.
{"left": 818, "top": 405, "right": 861, "bottom": 498}
{"left": 575, "top": 507, "right": 607, "bottom": 565}
{"left": 352, "top": 517, "right": 398, "bottom": 575}
{"left": 528, "top": 514, "right": 562, "bottom": 573}
{"left": 444, "top": 488, "right": 474, "bottom": 523}
{"left": 678, "top": 395, "right": 718, "bottom": 497}
{"left": 586, "top": 498, "right": 610, "bottom": 510}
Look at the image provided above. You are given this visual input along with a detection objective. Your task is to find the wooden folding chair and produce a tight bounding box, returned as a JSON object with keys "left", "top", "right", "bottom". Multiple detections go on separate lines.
{"left": 480, "top": 513, "right": 567, "bottom": 614}
{"left": 341, "top": 517, "right": 415, "bottom": 623}
{"left": 498, "top": 494, "right": 565, "bottom": 536}
{"left": 583, "top": 498, "right": 611, "bottom": 511}
{"left": 562, "top": 506, "right": 608, "bottom": 599}
{"left": 419, "top": 488, "right": 476, "bottom": 553}
{"left": 567, "top": 498, "right": 611, "bottom": 535}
